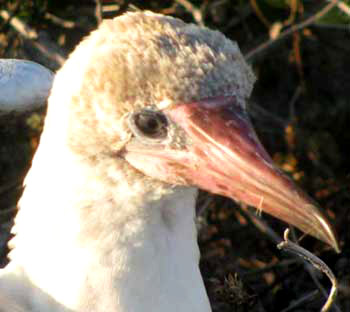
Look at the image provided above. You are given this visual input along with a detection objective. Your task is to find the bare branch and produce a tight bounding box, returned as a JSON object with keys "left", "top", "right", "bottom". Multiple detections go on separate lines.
{"left": 245, "top": 0, "right": 341, "bottom": 62}
{"left": 95, "top": 0, "right": 103, "bottom": 25}
{"left": 175, "top": 0, "right": 204, "bottom": 26}
{"left": 278, "top": 229, "right": 338, "bottom": 312}
{"left": 0, "top": 9, "right": 66, "bottom": 69}
{"left": 44, "top": 12, "right": 75, "bottom": 29}
{"left": 335, "top": 1, "right": 350, "bottom": 16}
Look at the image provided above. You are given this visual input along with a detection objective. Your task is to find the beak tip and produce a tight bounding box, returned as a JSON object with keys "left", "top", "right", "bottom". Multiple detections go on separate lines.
{"left": 311, "top": 211, "right": 340, "bottom": 253}
{"left": 326, "top": 229, "right": 341, "bottom": 254}
{"left": 333, "top": 241, "right": 341, "bottom": 254}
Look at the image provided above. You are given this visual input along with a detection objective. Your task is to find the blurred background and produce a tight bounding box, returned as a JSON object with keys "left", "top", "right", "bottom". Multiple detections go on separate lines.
{"left": 0, "top": 1, "right": 349, "bottom": 311}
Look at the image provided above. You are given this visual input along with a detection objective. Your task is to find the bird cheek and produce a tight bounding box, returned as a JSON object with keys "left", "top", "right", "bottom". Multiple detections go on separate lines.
{"left": 124, "top": 152, "right": 191, "bottom": 185}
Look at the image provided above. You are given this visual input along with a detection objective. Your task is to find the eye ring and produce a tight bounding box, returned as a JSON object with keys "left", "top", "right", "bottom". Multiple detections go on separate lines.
{"left": 129, "top": 109, "right": 168, "bottom": 140}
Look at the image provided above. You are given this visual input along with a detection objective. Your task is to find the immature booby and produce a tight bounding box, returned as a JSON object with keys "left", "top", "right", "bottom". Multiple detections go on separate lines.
{"left": 0, "top": 11, "right": 338, "bottom": 312}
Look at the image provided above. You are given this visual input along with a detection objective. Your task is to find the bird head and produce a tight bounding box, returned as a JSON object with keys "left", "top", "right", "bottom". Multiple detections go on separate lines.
{"left": 42, "top": 11, "right": 338, "bottom": 251}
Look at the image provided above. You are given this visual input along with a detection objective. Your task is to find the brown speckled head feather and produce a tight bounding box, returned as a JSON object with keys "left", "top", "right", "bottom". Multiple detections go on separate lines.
{"left": 44, "top": 11, "right": 255, "bottom": 158}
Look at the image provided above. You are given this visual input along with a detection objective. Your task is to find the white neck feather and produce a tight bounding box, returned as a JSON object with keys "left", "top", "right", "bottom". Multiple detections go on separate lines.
{"left": 1, "top": 143, "right": 211, "bottom": 312}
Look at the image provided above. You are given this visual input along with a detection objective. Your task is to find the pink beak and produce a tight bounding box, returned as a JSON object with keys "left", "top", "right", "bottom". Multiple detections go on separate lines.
{"left": 165, "top": 96, "right": 339, "bottom": 252}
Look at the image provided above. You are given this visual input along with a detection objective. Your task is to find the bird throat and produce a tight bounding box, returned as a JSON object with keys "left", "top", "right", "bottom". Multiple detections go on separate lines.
{"left": 7, "top": 152, "right": 210, "bottom": 311}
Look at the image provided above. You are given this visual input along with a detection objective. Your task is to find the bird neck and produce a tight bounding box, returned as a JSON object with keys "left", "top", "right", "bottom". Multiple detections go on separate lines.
{"left": 6, "top": 146, "right": 211, "bottom": 312}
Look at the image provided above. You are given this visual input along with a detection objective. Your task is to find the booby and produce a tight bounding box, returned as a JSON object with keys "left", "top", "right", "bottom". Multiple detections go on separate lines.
{"left": 0, "top": 59, "right": 53, "bottom": 115}
{"left": 0, "top": 11, "right": 338, "bottom": 312}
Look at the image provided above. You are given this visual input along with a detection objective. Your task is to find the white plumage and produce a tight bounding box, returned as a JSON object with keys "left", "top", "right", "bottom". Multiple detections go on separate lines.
{"left": 0, "top": 59, "right": 53, "bottom": 115}
{"left": 0, "top": 11, "right": 337, "bottom": 312}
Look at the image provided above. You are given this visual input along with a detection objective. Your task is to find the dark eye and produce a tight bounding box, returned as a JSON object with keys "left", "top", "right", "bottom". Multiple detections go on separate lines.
{"left": 131, "top": 110, "right": 168, "bottom": 139}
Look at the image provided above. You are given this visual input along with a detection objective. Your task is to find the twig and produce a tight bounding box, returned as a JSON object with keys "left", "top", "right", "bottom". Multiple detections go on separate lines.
{"left": 0, "top": 1, "right": 21, "bottom": 32}
{"left": 221, "top": 4, "right": 252, "bottom": 32}
{"left": 245, "top": 0, "right": 340, "bottom": 61}
{"left": 288, "top": 85, "right": 303, "bottom": 114}
{"left": 241, "top": 259, "right": 298, "bottom": 277}
{"left": 102, "top": 4, "right": 121, "bottom": 14}
{"left": 281, "top": 290, "right": 320, "bottom": 312}
{"left": 283, "top": 0, "right": 299, "bottom": 26}
{"left": 277, "top": 229, "right": 338, "bottom": 312}
{"left": 0, "top": 9, "right": 66, "bottom": 69}
{"left": 175, "top": 0, "right": 204, "bottom": 26}
{"left": 250, "top": 0, "right": 270, "bottom": 28}
{"left": 44, "top": 12, "right": 75, "bottom": 29}
{"left": 95, "top": 0, "right": 103, "bottom": 25}
{"left": 292, "top": 31, "right": 305, "bottom": 87}
{"left": 238, "top": 205, "right": 282, "bottom": 244}
{"left": 289, "top": 228, "right": 341, "bottom": 312}
{"left": 0, "top": 9, "right": 37, "bottom": 39}
{"left": 249, "top": 101, "right": 288, "bottom": 128}
{"left": 335, "top": 0, "right": 350, "bottom": 16}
